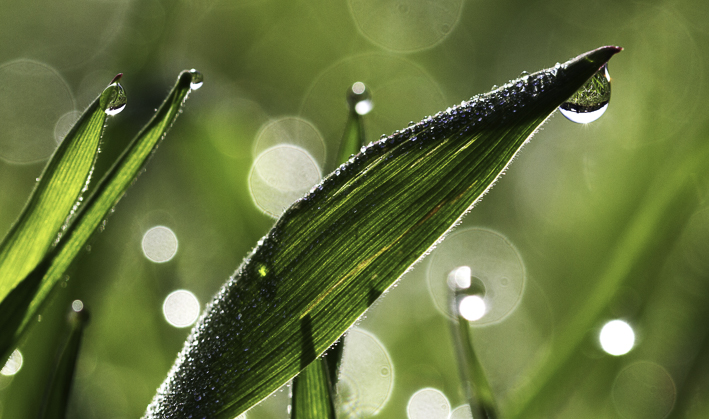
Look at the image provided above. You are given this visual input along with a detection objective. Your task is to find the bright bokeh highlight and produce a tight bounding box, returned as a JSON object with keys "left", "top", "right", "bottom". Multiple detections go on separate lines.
{"left": 448, "top": 266, "right": 471, "bottom": 290}
{"left": 600, "top": 320, "right": 635, "bottom": 356}
{"left": 163, "top": 290, "right": 200, "bottom": 328}
{"left": 1, "top": 349, "right": 23, "bottom": 376}
{"left": 142, "top": 226, "right": 178, "bottom": 263}
{"left": 459, "top": 295, "right": 486, "bottom": 321}
{"left": 406, "top": 388, "right": 450, "bottom": 419}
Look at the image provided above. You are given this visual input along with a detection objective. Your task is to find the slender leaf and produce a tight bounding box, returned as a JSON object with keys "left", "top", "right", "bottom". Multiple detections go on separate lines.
{"left": 37, "top": 301, "right": 89, "bottom": 419}
{"left": 143, "top": 46, "right": 621, "bottom": 419}
{"left": 0, "top": 79, "right": 118, "bottom": 360}
{"left": 3, "top": 70, "right": 202, "bottom": 359}
{"left": 450, "top": 287, "right": 498, "bottom": 419}
{"left": 291, "top": 358, "right": 336, "bottom": 419}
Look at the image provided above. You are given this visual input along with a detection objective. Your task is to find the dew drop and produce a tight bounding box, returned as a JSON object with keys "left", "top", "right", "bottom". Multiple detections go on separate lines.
{"left": 347, "top": 81, "right": 373, "bottom": 115}
{"left": 189, "top": 69, "right": 204, "bottom": 90}
{"left": 560, "top": 64, "right": 611, "bottom": 124}
{"left": 100, "top": 75, "right": 127, "bottom": 116}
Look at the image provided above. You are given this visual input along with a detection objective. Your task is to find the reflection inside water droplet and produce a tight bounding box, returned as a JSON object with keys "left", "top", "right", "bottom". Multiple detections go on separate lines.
{"left": 101, "top": 77, "right": 127, "bottom": 116}
{"left": 189, "top": 69, "right": 204, "bottom": 90}
{"left": 559, "top": 64, "right": 611, "bottom": 124}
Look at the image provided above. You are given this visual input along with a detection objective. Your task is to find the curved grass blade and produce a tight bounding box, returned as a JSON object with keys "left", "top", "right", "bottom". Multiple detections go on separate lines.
{"left": 144, "top": 46, "right": 621, "bottom": 419}
{"left": 37, "top": 302, "right": 89, "bottom": 419}
{"left": 5, "top": 70, "right": 202, "bottom": 358}
{"left": 0, "top": 79, "right": 120, "bottom": 360}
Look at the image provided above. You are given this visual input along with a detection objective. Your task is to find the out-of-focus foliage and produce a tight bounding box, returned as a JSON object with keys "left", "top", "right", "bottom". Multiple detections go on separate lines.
{"left": 1, "top": 1, "right": 708, "bottom": 418}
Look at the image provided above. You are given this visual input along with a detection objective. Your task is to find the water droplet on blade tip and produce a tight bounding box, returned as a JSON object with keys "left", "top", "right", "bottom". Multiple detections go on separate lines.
{"left": 560, "top": 64, "right": 611, "bottom": 124}
{"left": 101, "top": 80, "right": 127, "bottom": 116}
{"left": 189, "top": 69, "right": 204, "bottom": 90}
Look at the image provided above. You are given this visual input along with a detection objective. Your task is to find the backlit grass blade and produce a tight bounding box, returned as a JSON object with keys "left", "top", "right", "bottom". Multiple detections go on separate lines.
{"left": 5, "top": 70, "right": 202, "bottom": 358}
{"left": 0, "top": 79, "right": 119, "bottom": 359}
{"left": 291, "top": 358, "right": 337, "bottom": 419}
{"left": 144, "top": 46, "right": 621, "bottom": 419}
{"left": 293, "top": 86, "right": 370, "bottom": 417}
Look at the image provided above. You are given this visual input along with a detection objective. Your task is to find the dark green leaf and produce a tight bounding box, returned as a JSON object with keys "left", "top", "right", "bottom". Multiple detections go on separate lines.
{"left": 143, "top": 46, "right": 621, "bottom": 419}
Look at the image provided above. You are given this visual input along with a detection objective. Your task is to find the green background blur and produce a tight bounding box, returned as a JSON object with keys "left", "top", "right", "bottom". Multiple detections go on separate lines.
{"left": 1, "top": 0, "right": 709, "bottom": 418}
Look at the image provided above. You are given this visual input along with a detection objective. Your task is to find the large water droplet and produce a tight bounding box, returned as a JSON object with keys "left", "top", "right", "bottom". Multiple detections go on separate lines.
{"left": 189, "top": 69, "right": 204, "bottom": 90}
{"left": 559, "top": 64, "right": 611, "bottom": 124}
{"left": 100, "top": 74, "right": 127, "bottom": 116}
{"left": 348, "top": 81, "right": 373, "bottom": 115}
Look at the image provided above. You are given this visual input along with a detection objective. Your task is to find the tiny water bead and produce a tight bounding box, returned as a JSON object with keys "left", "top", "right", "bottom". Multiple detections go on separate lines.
{"left": 559, "top": 64, "right": 611, "bottom": 124}
{"left": 599, "top": 319, "right": 635, "bottom": 356}
{"left": 100, "top": 74, "right": 127, "bottom": 116}
{"left": 348, "top": 81, "right": 373, "bottom": 115}
{"left": 406, "top": 388, "right": 450, "bottom": 419}
{"left": 189, "top": 69, "right": 204, "bottom": 90}
{"left": 71, "top": 299, "right": 84, "bottom": 312}
{"left": 163, "top": 290, "right": 201, "bottom": 328}
{"left": 141, "top": 226, "right": 178, "bottom": 263}
{"left": 1, "top": 349, "right": 23, "bottom": 376}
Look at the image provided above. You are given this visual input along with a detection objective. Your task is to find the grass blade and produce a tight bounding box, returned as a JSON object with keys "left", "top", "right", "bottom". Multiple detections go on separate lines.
{"left": 37, "top": 302, "right": 89, "bottom": 419}
{"left": 3, "top": 70, "right": 202, "bottom": 359}
{"left": 450, "top": 285, "right": 499, "bottom": 419}
{"left": 0, "top": 79, "right": 118, "bottom": 302}
{"left": 291, "top": 358, "right": 337, "bottom": 419}
{"left": 293, "top": 86, "right": 370, "bottom": 417}
{"left": 144, "top": 46, "right": 621, "bottom": 419}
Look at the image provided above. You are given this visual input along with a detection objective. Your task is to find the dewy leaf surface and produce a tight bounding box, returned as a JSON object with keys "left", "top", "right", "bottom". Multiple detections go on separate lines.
{"left": 144, "top": 46, "right": 621, "bottom": 419}
{"left": 4, "top": 70, "right": 201, "bottom": 357}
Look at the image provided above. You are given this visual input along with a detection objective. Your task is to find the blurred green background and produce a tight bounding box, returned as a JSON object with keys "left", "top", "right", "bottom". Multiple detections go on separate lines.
{"left": 1, "top": 0, "right": 709, "bottom": 418}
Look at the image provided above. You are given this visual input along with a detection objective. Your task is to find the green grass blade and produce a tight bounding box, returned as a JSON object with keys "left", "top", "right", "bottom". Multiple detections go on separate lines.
{"left": 291, "top": 358, "right": 337, "bottom": 419}
{"left": 0, "top": 80, "right": 117, "bottom": 303}
{"left": 143, "top": 46, "right": 621, "bottom": 419}
{"left": 293, "top": 89, "right": 370, "bottom": 417}
{"left": 450, "top": 288, "right": 499, "bottom": 419}
{"left": 37, "top": 302, "right": 89, "bottom": 419}
{"left": 5, "top": 70, "right": 201, "bottom": 358}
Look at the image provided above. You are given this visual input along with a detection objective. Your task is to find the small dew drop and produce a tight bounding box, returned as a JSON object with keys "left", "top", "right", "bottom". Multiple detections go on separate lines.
{"left": 100, "top": 76, "right": 127, "bottom": 116}
{"left": 189, "top": 69, "right": 204, "bottom": 90}
{"left": 71, "top": 300, "right": 84, "bottom": 312}
{"left": 560, "top": 64, "right": 611, "bottom": 124}
{"left": 347, "top": 81, "right": 373, "bottom": 115}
